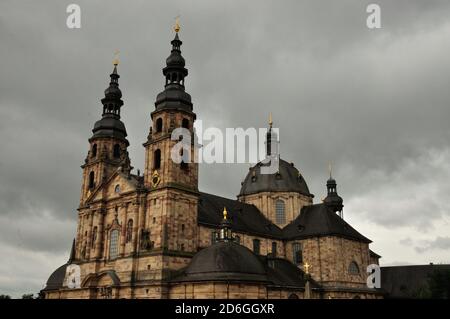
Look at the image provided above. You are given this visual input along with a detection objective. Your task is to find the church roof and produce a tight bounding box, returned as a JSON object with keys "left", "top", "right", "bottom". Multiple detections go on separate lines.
{"left": 171, "top": 241, "right": 318, "bottom": 289}
{"left": 239, "top": 158, "right": 312, "bottom": 197}
{"left": 198, "top": 193, "right": 371, "bottom": 243}
{"left": 42, "top": 264, "right": 67, "bottom": 291}
{"left": 282, "top": 204, "right": 371, "bottom": 243}
{"left": 198, "top": 192, "right": 284, "bottom": 239}
{"left": 175, "top": 241, "right": 269, "bottom": 283}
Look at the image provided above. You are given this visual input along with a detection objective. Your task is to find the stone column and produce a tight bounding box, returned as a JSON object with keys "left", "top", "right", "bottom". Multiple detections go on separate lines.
{"left": 120, "top": 203, "right": 128, "bottom": 257}
{"left": 86, "top": 211, "right": 94, "bottom": 259}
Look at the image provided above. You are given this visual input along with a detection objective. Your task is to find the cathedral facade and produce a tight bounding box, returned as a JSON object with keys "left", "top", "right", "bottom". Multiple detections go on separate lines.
{"left": 42, "top": 26, "right": 383, "bottom": 299}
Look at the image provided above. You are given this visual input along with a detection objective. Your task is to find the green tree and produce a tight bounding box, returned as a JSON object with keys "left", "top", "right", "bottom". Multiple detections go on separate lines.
{"left": 427, "top": 269, "right": 450, "bottom": 299}
{"left": 21, "top": 293, "right": 34, "bottom": 299}
{"left": 0, "top": 294, "right": 11, "bottom": 299}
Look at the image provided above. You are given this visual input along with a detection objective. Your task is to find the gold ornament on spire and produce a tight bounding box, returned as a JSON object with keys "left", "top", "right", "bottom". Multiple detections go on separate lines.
{"left": 223, "top": 207, "right": 228, "bottom": 220}
{"left": 303, "top": 262, "right": 310, "bottom": 274}
{"left": 269, "top": 112, "right": 273, "bottom": 128}
{"left": 174, "top": 15, "right": 181, "bottom": 33}
{"left": 113, "top": 50, "right": 120, "bottom": 66}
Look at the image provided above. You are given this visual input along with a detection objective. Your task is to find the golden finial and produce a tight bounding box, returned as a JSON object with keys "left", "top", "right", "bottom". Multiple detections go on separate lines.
{"left": 113, "top": 50, "right": 120, "bottom": 66}
{"left": 223, "top": 207, "right": 228, "bottom": 220}
{"left": 269, "top": 112, "right": 273, "bottom": 128}
{"left": 174, "top": 15, "right": 181, "bottom": 33}
{"left": 303, "top": 262, "right": 310, "bottom": 274}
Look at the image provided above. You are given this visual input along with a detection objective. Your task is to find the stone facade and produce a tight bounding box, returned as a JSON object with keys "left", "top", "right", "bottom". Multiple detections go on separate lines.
{"left": 42, "top": 30, "right": 383, "bottom": 300}
{"left": 238, "top": 191, "right": 313, "bottom": 228}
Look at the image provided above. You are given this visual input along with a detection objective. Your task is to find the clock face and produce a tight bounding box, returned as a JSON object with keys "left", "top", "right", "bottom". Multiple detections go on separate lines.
{"left": 151, "top": 171, "right": 161, "bottom": 188}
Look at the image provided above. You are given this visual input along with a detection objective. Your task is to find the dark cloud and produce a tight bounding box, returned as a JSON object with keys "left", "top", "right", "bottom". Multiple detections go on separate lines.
{"left": 416, "top": 237, "right": 450, "bottom": 253}
{"left": 1, "top": 0, "right": 450, "bottom": 296}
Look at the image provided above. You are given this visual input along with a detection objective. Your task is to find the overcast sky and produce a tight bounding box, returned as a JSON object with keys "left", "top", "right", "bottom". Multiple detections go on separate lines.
{"left": 1, "top": 0, "right": 450, "bottom": 297}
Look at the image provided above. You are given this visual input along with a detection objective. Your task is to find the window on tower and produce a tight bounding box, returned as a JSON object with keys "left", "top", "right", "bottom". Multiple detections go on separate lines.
{"left": 156, "top": 118, "right": 163, "bottom": 132}
{"left": 253, "top": 239, "right": 261, "bottom": 255}
{"left": 113, "top": 144, "right": 120, "bottom": 158}
{"left": 154, "top": 149, "right": 161, "bottom": 170}
{"left": 292, "top": 242, "right": 303, "bottom": 265}
{"left": 348, "top": 261, "right": 360, "bottom": 275}
{"left": 211, "top": 231, "right": 217, "bottom": 245}
{"left": 88, "top": 171, "right": 95, "bottom": 189}
{"left": 271, "top": 242, "right": 277, "bottom": 257}
{"left": 109, "top": 229, "right": 119, "bottom": 260}
{"left": 275, "top": 199, "right": 286, "bottom": 225}
{"left": 182, "top": 118, "right": 189, "bottom": 129}
{"left": 91, "top": 144, "right": 97, "bottom": 158}
{"left": 180, "top": 149, "right": 188, "bottom": 170}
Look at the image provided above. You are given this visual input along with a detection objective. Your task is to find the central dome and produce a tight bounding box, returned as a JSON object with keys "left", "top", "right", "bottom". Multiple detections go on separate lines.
{"left": 239, "top": 158, "right": 312, "bottom": 197}
{"left": 180, "top": 241, "right": 268, "bottom": 282}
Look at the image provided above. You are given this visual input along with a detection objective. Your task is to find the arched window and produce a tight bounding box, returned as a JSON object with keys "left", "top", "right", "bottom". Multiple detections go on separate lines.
{"left": 275, "top": 200, "right": 286, "bottom": 225}
{"left": 91, "top": 226, "right": 97, "bottom": 248}
{"left": 91, "top": 144, "right": 97, "bottom": 158}
{"left": 180, "top": 149, "right": 188, "bottom": 170}
{"left": 253, "top": 239, "right": 261, "bottom": 255}
{"left": 113, "top": 144, "right": 120, "bottom": 158}
{"left": 348, "top": 261, "right": 360, "bottom": 275}
{"left": 126, "top": 219, "right": 133, "bottom": 243}
{"left": 271, "top": 242, "right": 277, "bottom": 257}
{"left": 153, "top": 149, "right": 161, "bottom": 169}
{"left": 182, "top": 118, "right": 189, "bottom": 129}
{"left": 155, "top": 118, "right": 163, "bottom": 132}
{"left": 114, "top": 184, "right": 121, "bottom": 193}
{"left": 288, "top": 293, "right": 299, "bottom": 299}
{"left": 234, "top": 235, "right": 241, "bottom": 244}
{"left": 293, "top": 242, "right": 303, "bottom": 265}
{"left": 88, "top": 171, "right": 95, "bottom": 189}
{"left": 109, "top": 229, "right": 119, "bottom": 260}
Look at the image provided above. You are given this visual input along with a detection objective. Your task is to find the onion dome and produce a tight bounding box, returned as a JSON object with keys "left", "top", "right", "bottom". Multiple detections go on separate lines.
{"left": 154, "top": 27, "right": 193, "bottom": 113}
{"left": 90, "top": 61, "right": 128, "bottom": 145}
{"left": 323, "top": 167, "right": 344, "bottom": 215}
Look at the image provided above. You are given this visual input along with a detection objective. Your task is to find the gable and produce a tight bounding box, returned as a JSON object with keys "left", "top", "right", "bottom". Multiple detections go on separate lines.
{"left": 88, "top": 171, "right": 140, "bottom": 203}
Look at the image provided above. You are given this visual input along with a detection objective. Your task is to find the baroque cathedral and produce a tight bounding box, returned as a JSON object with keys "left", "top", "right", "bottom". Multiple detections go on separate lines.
{"left": 42, "top": 23, "right": 383, "bottom": 299}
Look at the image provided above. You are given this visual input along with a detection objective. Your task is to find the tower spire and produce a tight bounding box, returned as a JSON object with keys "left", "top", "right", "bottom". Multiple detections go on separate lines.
{"left": 265, "top": 113, "right": 279, "bottom": 157}
{"left": 154, "top": 23, "right": 193, "bottom": 112}
{"left": 324, "top": 165, "right": 344, "bottom": 218}
{"left": 218, "top": 207, "right": 233, "bottom": 242}
{"left": 329, "top": 161, "right": 332, "bottom": 179}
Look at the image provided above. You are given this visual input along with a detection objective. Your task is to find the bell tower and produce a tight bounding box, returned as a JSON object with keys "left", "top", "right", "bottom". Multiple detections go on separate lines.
{"left": 143, "top": 21, "right": 199, "bottom": 262}
{"left": 80, "top": 59, "right": 131, "bottom": 204}
{"left": 323, "top": 164, "right": 344, "bottom": 218}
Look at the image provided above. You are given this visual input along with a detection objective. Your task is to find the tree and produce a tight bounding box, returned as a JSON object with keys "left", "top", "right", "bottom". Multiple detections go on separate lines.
{"left": 21, "top": 293, "right": 34, "bottom": 299}
{"left": 427, "top": 269, "right": 450, "bottom": 299}
{"left": 0, "top": 294, "right": 11, "bottom": 299}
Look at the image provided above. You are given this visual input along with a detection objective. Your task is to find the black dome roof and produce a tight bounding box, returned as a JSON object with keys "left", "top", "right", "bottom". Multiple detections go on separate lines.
{"left": 166, "top": 51, "right": 185, "bottom": 66}
{"left": 239, "top": 158, "right": 312, "bottom": 197}
{"left": 43, "top": 264, "right": 67, "bottom": 291}
{"left": 179, "top": 242, "right": 268, "bottom": 282}
{"left": 91, "top": 114, "right": 128, "bottom": 144}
